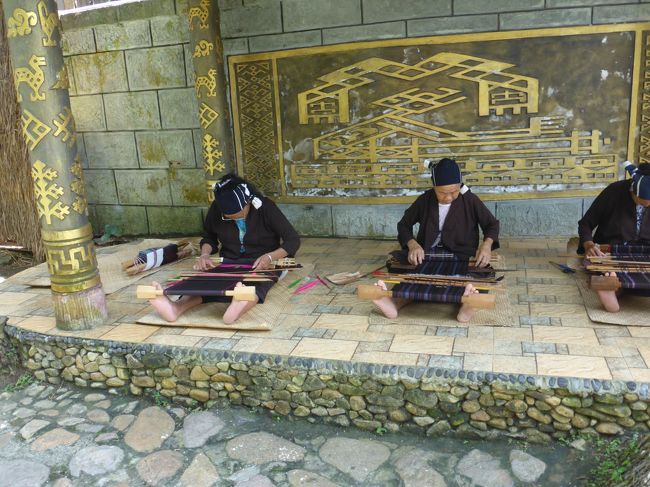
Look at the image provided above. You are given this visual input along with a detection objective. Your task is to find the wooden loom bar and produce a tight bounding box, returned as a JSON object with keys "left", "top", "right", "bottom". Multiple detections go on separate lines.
{"left": 357, "top": 285, "right": 496, "bottom": 309}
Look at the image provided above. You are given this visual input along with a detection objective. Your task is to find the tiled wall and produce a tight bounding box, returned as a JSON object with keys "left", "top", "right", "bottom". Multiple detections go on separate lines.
{"left": 59, "top": 0, "right": 649, "bottom": 237}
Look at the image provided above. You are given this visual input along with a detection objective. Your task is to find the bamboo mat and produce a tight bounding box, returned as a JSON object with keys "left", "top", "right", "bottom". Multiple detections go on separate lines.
{"left": 368, "top": 255, "right": 514, "bottom": 327}
{"left": 136, "top": 264, "right": 314, "bottom": 331}
{"left": 10, "top": 239, "right": 194, "bottom": 295}
{"left": 576, "top": 277, "right": 650, "bottom": 327}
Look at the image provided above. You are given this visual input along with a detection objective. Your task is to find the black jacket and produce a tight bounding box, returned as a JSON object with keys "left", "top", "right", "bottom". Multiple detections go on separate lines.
{"left": 578, "top": 179, "right": 650, "bottom": 248}
{"left": 397, "top": 189, "right": 499, "bottom": 258}
{"left": 200, "top": 197, "right": 300, "bottom": 260}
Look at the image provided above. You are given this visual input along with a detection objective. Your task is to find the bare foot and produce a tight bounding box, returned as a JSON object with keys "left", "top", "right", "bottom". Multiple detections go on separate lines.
{"left": 597, "top": 272, "right": 620, "bottom": 313}
{"left": 148, "top": 281, "right": 181, "bottom": 322}
{"left": 372, "top": 280, "right": 399, "bottom": 319}
{"left": 457, "top": 283, "right": 480, "bottom": 323}
{"left": 223, "top": 282, "right": 259, "bottom": 324}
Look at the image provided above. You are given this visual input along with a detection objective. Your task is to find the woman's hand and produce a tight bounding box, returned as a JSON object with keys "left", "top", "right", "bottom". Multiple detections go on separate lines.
{"left": 584, "top": 241, "right": 606, "bottom": 257}
{"left": 407, "top": 241, "right": 424, "bottom": 266}
{"left": 253, "top": 253, "right": 274, "bottom": 270}
{"left": 194, "top": 254, "right": 215, "bottom": 271}
{"left": 474, "top": 242, "right": 492, "bottom": 268}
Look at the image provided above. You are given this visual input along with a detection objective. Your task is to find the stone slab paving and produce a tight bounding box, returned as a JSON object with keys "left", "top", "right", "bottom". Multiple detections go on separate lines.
{"left": 0, "top": 382, "right": 593, "bottom": 486}
{"left": 1, "top": 238, "right": 649, "bottom": 383}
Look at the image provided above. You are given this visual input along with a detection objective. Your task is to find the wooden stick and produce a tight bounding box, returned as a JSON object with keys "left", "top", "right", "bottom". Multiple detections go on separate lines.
{"left": 589, "top": 275, "right": 621, "bottom": 291}
{"left": 136, "top": 284, "right": 257, "bottom": 301}
{"left": 373, "top": 271, "right": 501, "bottom": 284}
{"left": 382, "top": 280, "right": 495, "bottom": 291}
{"left": 357, "top": 284, "right": 496, "bottom": 309}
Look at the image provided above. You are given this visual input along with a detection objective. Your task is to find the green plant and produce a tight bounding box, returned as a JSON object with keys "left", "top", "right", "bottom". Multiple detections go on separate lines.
{"left": 375, "top": 426, "right": 387, "bottom": 436}
{"left": 149, "top": 390, "right": 169, "bottom": 408}
{"left": 4, "top": 372, "right": 34, "bottom": 393}
{"left": 585, "top": 434, "right": 640, "bottom": 487}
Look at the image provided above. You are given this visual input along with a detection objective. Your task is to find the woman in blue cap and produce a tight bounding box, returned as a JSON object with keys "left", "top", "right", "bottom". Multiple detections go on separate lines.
{"left": 578, "top": 161, "right": 650, "bottom": 312}
{"left": 148, "top": 173, "right": 300, "bottom": 323}
{"left": 374, "top": 157, "right": 500, "bottom": 322}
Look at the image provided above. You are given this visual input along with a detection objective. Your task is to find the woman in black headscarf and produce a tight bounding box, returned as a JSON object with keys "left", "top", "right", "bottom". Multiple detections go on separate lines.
{"left": 148, "top": 173, "right": 300, "bottom": 323}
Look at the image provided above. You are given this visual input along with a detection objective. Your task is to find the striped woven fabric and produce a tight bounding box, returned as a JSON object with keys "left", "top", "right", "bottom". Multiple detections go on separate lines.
{"left": 135, "top": 243, "right": 179, "bottom": 270}
{"left": 610, "top": 243, "right": 650, "bottom": 255}
{"left": 391, "top": 281, "right": 465, "bottom": 303}
{"left": 616, "top": 272, "right": 650, "bottom": 290}
{"left": 416, "top": 259, "right": 469, "bottom": 276}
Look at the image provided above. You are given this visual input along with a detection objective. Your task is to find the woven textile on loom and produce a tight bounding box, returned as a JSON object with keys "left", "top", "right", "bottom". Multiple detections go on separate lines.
{"left": 164, "top": 267, "right": 280, "bottom": 297}
{"left": 136, "top": 244, "right": 179, "bottom": 270}
{"left": 596, "top": 243, "right": 650, "bottom": 290}
{"left": 387, "top": 249, "right": 492, "bottom": 303}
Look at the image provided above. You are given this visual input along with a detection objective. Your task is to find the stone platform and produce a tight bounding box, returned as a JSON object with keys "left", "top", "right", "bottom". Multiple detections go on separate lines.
{"left": 1, "top": 237, "right": 649, "bottom": 440}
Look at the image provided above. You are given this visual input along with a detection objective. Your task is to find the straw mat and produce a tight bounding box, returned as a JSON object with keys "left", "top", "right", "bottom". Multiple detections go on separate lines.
{"left": 576, "top": 277, "right": 650, "bottom": 327}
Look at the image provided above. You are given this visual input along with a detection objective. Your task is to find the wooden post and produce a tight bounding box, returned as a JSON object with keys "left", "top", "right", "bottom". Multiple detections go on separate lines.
{"left": 3, "top": 0, "right": 107, "bottom": 330}
{"left": 186, "top": 0, "right": 235, "bottom": 201}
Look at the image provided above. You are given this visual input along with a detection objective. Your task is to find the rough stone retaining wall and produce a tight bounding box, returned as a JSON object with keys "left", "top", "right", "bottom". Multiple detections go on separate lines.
{"left": 57, "top": 0, "right": 650, "bottom": 238}
{"left": 4, "top": 322, "right": 649, "bottom": 443}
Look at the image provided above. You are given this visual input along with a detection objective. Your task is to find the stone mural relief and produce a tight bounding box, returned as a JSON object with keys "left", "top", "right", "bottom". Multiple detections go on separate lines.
{"left": 230, "top": 26, "right": 647, "bottom": 202}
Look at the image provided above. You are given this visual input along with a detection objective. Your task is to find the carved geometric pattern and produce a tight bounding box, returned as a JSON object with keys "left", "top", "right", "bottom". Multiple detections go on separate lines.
{"left": 199, "top": 102, "right": 219, "bottom": 129}
{"left": 21, "top": 108, "right": 51, "bottom": 150}
{"left": 51, "top": 65, "right": 70, "bottom": 90}
{"left": 202, "top": 134, "right": 224, "bottom": 175}
{"left": 14, "top": 55, "right": 46, "bottom": 102}
{"left": 640, "top": 31, "right": 650, "bottom": 164}
{"left": 37, "top": 0, "right": 60, "bottom": 47}
{"left": 31, "top": 160, "right": 70, "bottom": 224}
{"left": 235, "top": 61, "right": 279, "bottom": 195}
{"left": 6, "top": 8, "right": 38, "bottom": 37}
{"left": 70, "top": 155, "right": 88, "bottom": 215}
{"left": 52, "top": 107, "right": 77, "bottom": 148}
{"left": 187, "top": 0, "right": 210, "bottom": 30}
{"left": 193, "top": 40, "right": 214, "bottom": 58}
{"left": 41, "top": 224, "right": 99, "bottom": 293}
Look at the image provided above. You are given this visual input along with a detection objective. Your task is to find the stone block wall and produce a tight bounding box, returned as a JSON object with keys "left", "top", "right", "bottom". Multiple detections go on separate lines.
{"left": 59, "top": 0, "right": 650, "bottom": 238}
{"left": 5, "top": 322, "right": 649, "bottom": 441}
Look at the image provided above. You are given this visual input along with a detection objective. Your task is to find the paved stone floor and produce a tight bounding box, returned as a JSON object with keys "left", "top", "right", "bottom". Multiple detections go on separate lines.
{"left": 0, "top": 382, "right": 592, "bottom": 486}
{"left": 1, "top": 237, "right": 650, "bottom": 383}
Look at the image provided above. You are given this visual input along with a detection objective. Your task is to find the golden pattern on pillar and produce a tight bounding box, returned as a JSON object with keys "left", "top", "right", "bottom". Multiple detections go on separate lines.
{"left": 31, "top": 160, "right": 70, "bottom": 224}
{"left": 14, "top": 54, "right": 46, "bottom": 102}
{"left": 21, "top": 108, "right": 51, "bottom": 150}
{"left": 205, "top": 180, "right": 217, "bottom": 202}
{"left": 41, "top": 224, "right": 100, "bottom": 293}
{"left": 639, "top": 31, "right": 650, "bottom": 164}
{"left": 70, "top": 155, "right": 89, "bottom": 216}
{"left": 193, "top": 40, "right": 213, "bottom": 58}
{"left": 52, "top": 106, "right": 77, "bottom": 147}
{"left": 202, "top": 133, "right": 224, "bottom": 175}
{"left": 51, "top": 65, "right": 70, "bottom": 90}
{"left": 195, "top": 68, "right": 217, "bottom": 98}
{"left": 6, "top": 8, "right": 38, "bottom": 37}
{"left": 199, "top": 102, "right": 219, "bottom": 129}
{"left": 37, "top": 0, "right": 61, "bottom": 47}
{"left": 187, "top": 0, "right": 210, "bottom": 30}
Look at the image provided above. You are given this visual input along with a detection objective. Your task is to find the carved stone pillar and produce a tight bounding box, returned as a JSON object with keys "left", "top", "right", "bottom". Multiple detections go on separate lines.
{"left": 3, "top": 0, "right": 107, "bottom": 330}
{"left": 187, "top": 0, "right": 234, "bottom": 201}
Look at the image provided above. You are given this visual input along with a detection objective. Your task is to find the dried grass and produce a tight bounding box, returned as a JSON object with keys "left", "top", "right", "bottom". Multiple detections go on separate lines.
{"left": 0, "top": 5, "right": 44, "bottom": 261}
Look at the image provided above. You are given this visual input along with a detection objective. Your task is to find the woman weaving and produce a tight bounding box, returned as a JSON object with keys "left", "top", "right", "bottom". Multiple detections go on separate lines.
{"left": 373, "top": 158, "right": 500, "bottom": 322}
{"left": 578, "top": 161, "right": 650, "bottom": 312}
{"left": 148, "top": 174, "right": 300, "bottom": 323}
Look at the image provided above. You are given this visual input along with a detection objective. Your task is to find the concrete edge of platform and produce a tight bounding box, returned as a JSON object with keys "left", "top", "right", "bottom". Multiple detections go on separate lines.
{"left": 2, "top": 317, "right": 649, "bottom": 442}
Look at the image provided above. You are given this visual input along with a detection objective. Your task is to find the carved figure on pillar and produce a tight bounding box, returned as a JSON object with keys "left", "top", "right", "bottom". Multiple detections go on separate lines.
{"left": 186, "top": 0, "right": 235, "bottom": 202}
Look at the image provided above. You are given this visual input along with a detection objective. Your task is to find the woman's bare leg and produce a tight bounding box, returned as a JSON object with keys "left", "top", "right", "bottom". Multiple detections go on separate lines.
{"left": 223, "top": 282, "right": 259, "bottom": 324}
{"left": 597, "top": 272, "right": 620, "bottom": 313}
{"left": 147, "top": 281, "right": 202, "bottom": 322}
{"left": 457, "top": 283, "right": 480, "bottom": 323}
{"left": 372, "top": 280, "right": 409, "bottom": 319}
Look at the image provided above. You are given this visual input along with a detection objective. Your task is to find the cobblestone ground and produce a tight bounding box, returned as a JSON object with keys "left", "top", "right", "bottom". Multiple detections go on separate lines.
{"left": 0, "top": 382, "right": 596, "bottom": 486}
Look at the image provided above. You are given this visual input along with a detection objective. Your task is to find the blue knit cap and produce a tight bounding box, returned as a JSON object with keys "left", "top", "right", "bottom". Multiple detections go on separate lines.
{"left": 430, "top": 158, "right": 462, "bottom": 186}
{"left": 623, "top": 161, "right": 650, "bottom": 200}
